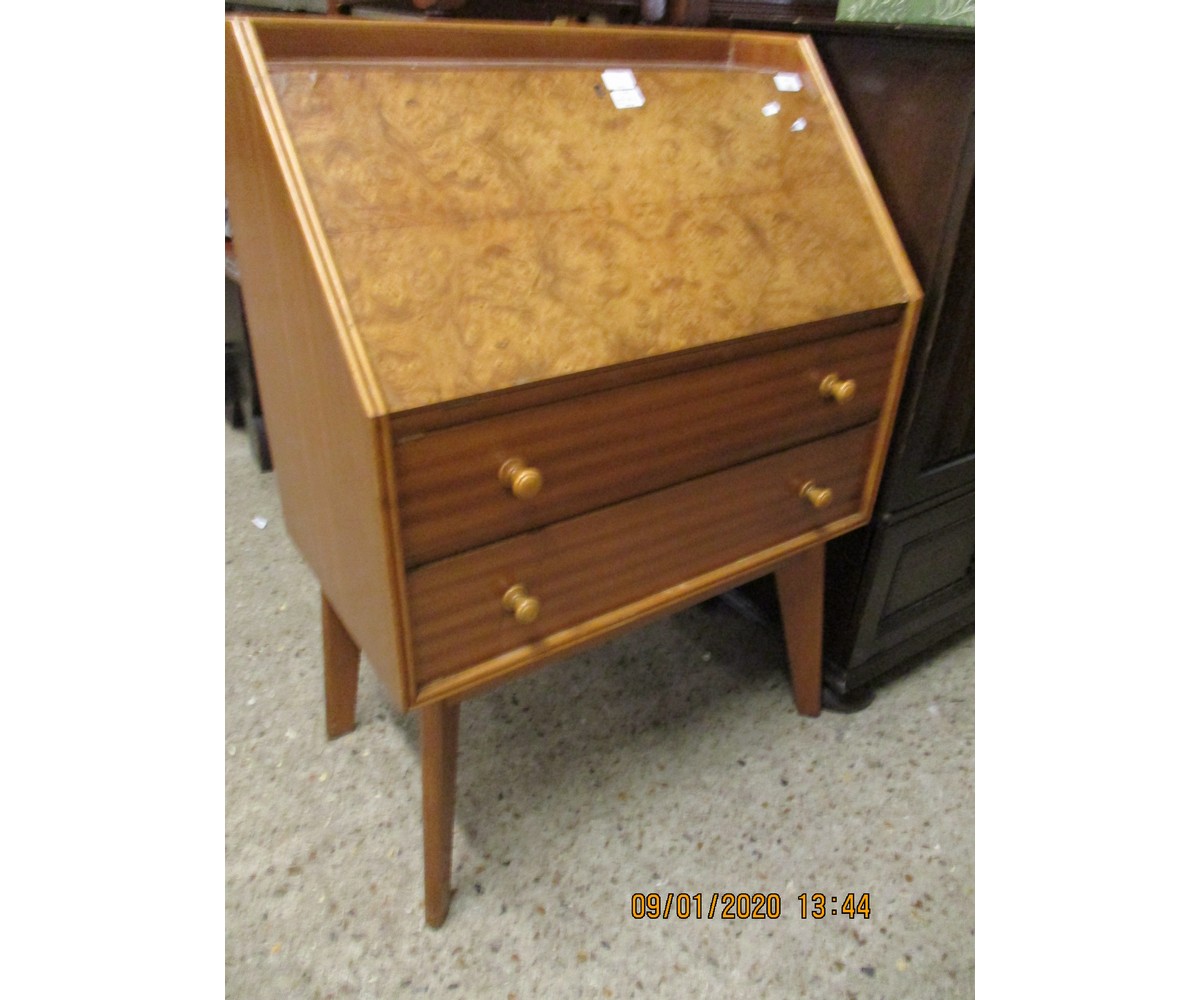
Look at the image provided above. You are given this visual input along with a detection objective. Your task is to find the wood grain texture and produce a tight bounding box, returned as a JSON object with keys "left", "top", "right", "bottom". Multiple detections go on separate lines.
{"left": 252, "top": 16, "right": 734, "bottom": 66}
{"left": 421, "top": 699, "right": 459, "bottom": 928}
{"left": 226, "top": 21, "right": 413, "bottom": 710}
{"left": 407, "top": 423, "right": 875, "bottom": 684}
{"left": 395, "top": 321, "right": 899, "bottom": 565}
{"left": 322, "top": 591, "right": 361, "bottom": 738}
{"left": 228, "top": 15, "right": 926, "bottom": 928}
{"left": 267, "top": 51, "right": 909, "bottom": 412}
{"left": 229, "top": 14, "right": 920, "bottom": 715}
{"left": 774, "top": 545, "right": 824, "bottom": 716}
{"left": 388, "top": 304, "right": 902, "bottom": 435}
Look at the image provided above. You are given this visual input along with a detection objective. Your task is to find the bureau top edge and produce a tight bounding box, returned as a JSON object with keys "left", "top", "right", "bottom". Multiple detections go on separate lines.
{"left": 235, "top": 14, "right": 811, "bottom": 72}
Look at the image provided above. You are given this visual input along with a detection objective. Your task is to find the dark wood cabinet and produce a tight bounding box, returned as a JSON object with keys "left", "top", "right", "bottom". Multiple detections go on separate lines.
{"left": 806, "top": 28, "right": 974, "bottom": 698}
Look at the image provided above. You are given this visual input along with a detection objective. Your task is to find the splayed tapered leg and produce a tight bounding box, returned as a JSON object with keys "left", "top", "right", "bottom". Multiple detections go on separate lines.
{"left": 422, "top": 699, "right": 460, "bottom": 927}
{"left": 774, "top": 545, "right": 825, "bottom": 718}
{"left": 322, "top": 591, "right": 360, "bottom": 739}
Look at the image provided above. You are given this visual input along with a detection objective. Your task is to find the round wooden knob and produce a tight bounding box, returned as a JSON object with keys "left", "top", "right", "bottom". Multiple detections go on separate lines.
{"left": 800, "top": 481, "right": 833, "bottom": 508}
{"left": 499, "top": 458, "right": 543, "bottom": 499}
{"left": 819, "top": 373, "right": 857, "bottom": 404}
{"left": 502, "top": 584, "right": 540, "bottom": 624}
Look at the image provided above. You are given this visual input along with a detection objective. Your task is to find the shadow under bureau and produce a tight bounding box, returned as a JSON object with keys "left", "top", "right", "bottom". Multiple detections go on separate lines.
{"left": 225, "top": 15, "right": 920, "bottom": 926}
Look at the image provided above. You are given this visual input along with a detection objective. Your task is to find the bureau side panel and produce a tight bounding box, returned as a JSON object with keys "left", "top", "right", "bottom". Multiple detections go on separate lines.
{"left": 226, "top": 21, "right": 411, "bottom": 710}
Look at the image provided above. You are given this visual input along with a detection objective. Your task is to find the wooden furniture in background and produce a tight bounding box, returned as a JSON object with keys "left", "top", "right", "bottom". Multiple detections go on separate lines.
{"left": 225, "top": 15, "right": 920, "bottom": 925}
{"left": 813, "top": 28, "right": 974, "bottom": 701}
{"left": 224, "top": 243, "right": 273, "bottom": 471}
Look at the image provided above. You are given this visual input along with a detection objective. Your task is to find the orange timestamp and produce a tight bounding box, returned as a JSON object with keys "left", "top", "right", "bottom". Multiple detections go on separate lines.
{"left": 630, "top": 892, "right": 782, "bottom": 920}
{"left": 796, "top": 893, "right": 871, "bottom": 919}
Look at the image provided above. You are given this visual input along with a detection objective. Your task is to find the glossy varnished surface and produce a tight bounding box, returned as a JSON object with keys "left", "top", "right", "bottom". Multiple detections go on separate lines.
{"left": 226, "top": 22, "right": 411, "bottom": 708}
{"left": 229, "top": 16, "right": 924, "bottom": 927}
{"left": 406, "top": 423, "right": 876, "bottom": 684}
{"left": 270, "top": 59, "right": 908, "bottom": 412}
{"left": 395, "top": 320, "right": 899, "bottom": 565}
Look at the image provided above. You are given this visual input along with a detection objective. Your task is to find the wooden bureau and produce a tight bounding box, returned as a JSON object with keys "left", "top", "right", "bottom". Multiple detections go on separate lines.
{"left": 225, "top": 15, "right": 920, "bottom": 926}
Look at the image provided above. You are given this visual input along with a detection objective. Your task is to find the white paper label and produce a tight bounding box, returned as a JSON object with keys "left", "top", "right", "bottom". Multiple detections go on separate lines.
{"left": 602, "top": 68, "right": 638, "bottom": 92}
{"left": 773, "top": 72, "right": 803, "bottom": 92}
{"left": 611, "top": 86, "right": 646, "bottom": 110}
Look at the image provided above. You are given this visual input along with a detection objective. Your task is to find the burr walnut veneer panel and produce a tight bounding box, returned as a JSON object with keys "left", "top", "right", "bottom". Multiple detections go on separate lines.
{"left": 271, "top": 58, "right": 906, "bottom": 412}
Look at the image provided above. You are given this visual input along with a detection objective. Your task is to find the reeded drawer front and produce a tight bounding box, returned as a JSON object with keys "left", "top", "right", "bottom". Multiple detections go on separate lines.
{"left": 406, "top": 422, "right": 877, "bottom": 684}
{"left": 394, "top": 322, "right": 898, "bottom": 566}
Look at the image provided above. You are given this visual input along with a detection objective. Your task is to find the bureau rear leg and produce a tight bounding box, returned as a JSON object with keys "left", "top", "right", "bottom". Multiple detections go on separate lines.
{"left": 774, "top": 545, "right": 825, "bottom": 718}
{"left": 321, "top": 591, "right": 360, "bottom": 739}
{"left": 422, "top": 699, "right": 460, "bottom": 928}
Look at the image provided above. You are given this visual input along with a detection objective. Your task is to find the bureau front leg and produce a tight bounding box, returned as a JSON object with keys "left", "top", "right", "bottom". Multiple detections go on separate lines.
{"left": 321, "top": 592, "right": 360, "bottom": 739}
{"left": 774, "top": 544, "right": 825, "bottom": 718}
{"left": 421, "top": 699, "right": 460, "bottom": 928}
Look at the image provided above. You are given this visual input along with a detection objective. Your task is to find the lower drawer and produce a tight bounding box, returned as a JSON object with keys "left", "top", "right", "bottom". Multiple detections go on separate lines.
{"left": 406, "top": 423, "right": 877, "bottom": 684}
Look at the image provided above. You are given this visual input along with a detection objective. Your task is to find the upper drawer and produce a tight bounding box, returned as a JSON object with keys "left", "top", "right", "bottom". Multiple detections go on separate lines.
{"left": 394, "top": 321, "right": 899, "bottom": 566}
{"left": 406, "top": 422, "right": 877, "bottom": 686}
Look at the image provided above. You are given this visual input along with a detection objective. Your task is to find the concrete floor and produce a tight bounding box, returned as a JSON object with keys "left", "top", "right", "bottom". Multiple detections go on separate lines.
{"left": 225, "top": 423, "right": 975, "bottom": 998}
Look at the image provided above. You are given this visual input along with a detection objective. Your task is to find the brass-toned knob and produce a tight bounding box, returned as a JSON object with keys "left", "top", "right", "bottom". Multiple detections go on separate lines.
{"left": 499, "top": 458, "right": 543, "bottom": 499}
{"left": 502, "top": 584, "right": 540, "bottom": 624}
{"left": 800, "top": 481, "right": 833, "bottom": 508}
{"left": 819, "top": 373, "right": 857, "bottom": 404}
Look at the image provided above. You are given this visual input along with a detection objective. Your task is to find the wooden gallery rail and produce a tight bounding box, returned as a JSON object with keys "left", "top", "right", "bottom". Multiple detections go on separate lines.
{"left": 225, "top": 14, "right": 921, "bottom": 927}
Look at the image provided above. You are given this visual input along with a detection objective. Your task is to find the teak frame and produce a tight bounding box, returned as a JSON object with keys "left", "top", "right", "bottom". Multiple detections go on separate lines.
{"left": 226, "top": 15, "right": 921, "bottom": 926}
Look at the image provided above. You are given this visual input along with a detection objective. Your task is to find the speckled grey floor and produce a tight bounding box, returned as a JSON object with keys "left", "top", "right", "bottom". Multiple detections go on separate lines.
{"left": 226, "top": 423, "right": 974, "bottom": 999}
